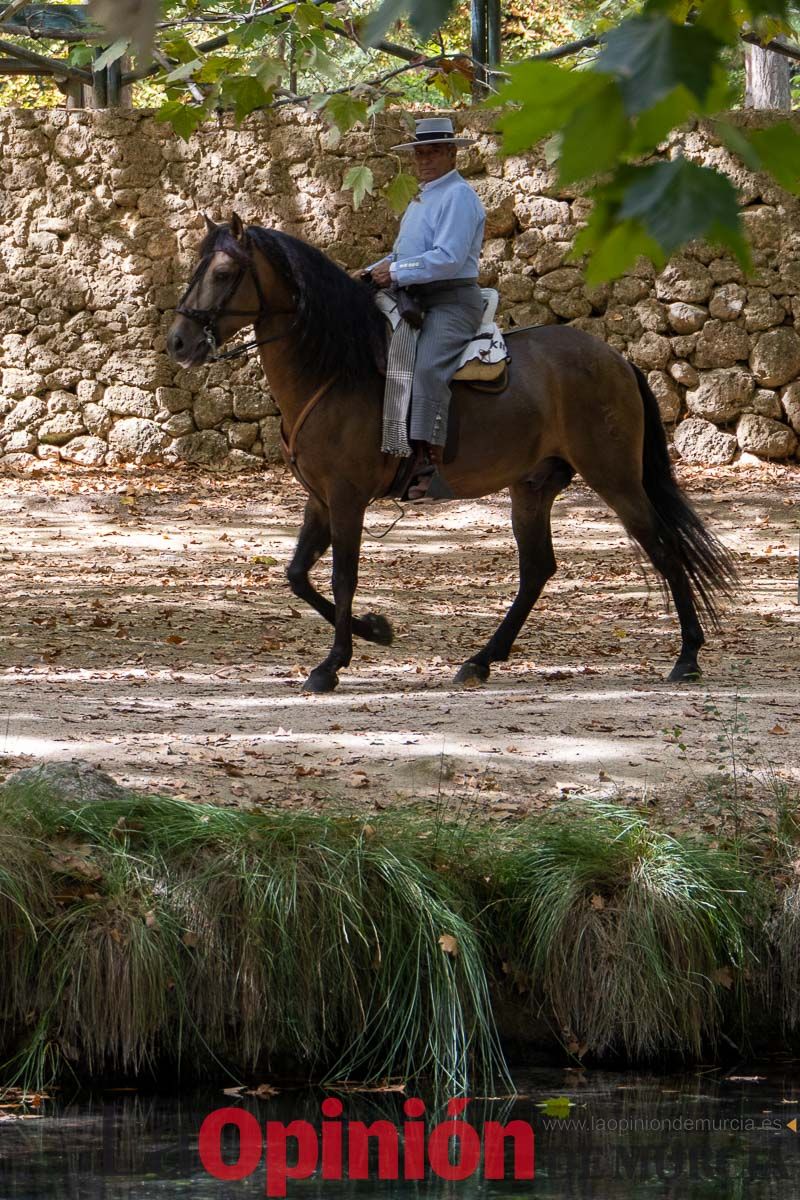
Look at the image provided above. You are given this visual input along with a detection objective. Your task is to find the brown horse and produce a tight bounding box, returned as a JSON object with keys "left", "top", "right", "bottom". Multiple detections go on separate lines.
{"left": 167, "top": 216, "right": 736, "bottom": 694}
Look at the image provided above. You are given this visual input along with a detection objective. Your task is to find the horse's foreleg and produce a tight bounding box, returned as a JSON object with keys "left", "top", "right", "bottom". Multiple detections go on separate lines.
{"left": 455, "top": 465, "right": 571, "bottom": 685}
{"left": 287, "top": 499, "right": 393, "bottom": 648}
{"left": 302, "top": 489, "right": 368, "bottom": 694}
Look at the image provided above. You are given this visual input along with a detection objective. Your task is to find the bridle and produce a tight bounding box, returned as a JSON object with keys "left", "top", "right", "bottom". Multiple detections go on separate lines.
{"left": 175, "top": 234, "right": 295, "bottom": 363}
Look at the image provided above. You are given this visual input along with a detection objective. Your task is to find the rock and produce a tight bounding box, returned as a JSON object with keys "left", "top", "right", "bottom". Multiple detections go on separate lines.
{"left": 194, "top": 389, "right": 233, "bottom": 430}
{"left": 667, "top": 303, "right": 706, "bottom": 334}
{"left": 2, "top": 430, "right": 36, "bottom": 453}
{"left": 82, "top": 402, "right": 113, "bottom": 439}
{"left": 685, "top": 367, "right": 754, "bottom": 423}
{"left": 161, "top": 410, "right": 195, "bottom": 437}
{"left": 612, "top": 277, "right": 650, "bottom": 305}
{"left": 59, "top": 435, "right": 108, "bottom": 466}
{"left": 76, "top": 379, "right": 104, "bottom": 404}
{"left": 516, "top": 195, "right": 571, "bottom": 230}
{"left": 155, "top": 386, "right": 193, "bottom": 414}
{"left": 740, "top": 205, "right": 782, "bottom": 249}
{"left": 0, "top": 452, "right": 55, "bottom": 473}
{"left": 37, "top": 412, "right": 85, "bottom": 445}
{"left": 743, "top": 288, "right": 785, "bottom": 333}
{"left": 226, "top": 421, "right": 259, "bottom": 451}
{"left": 549, "top": 289, "right": 591, "bottom": 319}
{"left": 500, "top": 273, "right": 535, "bottom": 302}
{"left": 4, "top": 396, "right": 46, "bottom": 432}
{"left": 1, "top": 368, "right": 44, "bottom": 399}
{"left": 634, "top": 299, "right": 668, "bottom": 333}
{"left": 736, "top": 414, "right": 797, "bottom": 459}
{"left": 107, "top": 417, "right": 169, "bottom": 463}
{"left": 472, "top": 178, "right": 516, "bottom": 238}
{"left": 170, "top": 430, "right": 229, "bottom": 464}
{"left": 647, "top": 370, "right": 681, "bottom": 423}
{"left": 693, "top": 320, "right": 750, "bottom": 369}
{"left": 708, "top": 284, "right": 746, "bottom": 321}
{"left": 655, "top": 260, "right": 712, "bottom": 304}
{"left": 102, "top": 384, "right": 158, "bottom": 419}
{"left": 2, "top": 759, "right": 129, "bottom": 804}
{"left": 673, "top": 418, "right": 737, "bottom": 464}
{"left": 750, "top": 328, "right": 800, "bottom": 388}
{"left": 669, "top": 361, "right": 699, "bottom": 389}
{"left": 46, "top": 390, "right": 81, "bottom": 414}
{"left": 99, "top": 351, "right": 174, "bottom": 389}
{"left": 745, "top": 389, "right": 782, "bottom": 419}
{"left": 628, "top": 332, "right": 672, "bottom": 371}
{"left": 223, "top": 449, "right": 264, "bottom": 472}
{"left": 780, "top": 382, "right": 800, "bottom": 434}
{"left": 232, "top": 388, "right": 276, "bottom": 422}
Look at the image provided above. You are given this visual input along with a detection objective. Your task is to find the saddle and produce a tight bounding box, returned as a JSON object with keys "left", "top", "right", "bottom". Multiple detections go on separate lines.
{"left": 375, "top": 288, "right": 510, "bottom": 384}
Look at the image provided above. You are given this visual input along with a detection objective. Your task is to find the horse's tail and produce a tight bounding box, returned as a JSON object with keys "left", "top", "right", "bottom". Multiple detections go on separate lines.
{"left": 632, "top": 363, "right": 737, "bottom": 628}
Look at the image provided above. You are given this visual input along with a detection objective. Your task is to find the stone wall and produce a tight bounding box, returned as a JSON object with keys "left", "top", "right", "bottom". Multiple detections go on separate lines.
{"left": 1, "top": 107, "right": 799, "bottom": 471}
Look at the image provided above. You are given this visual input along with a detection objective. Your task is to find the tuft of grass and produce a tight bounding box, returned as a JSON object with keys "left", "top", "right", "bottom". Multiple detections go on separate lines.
{"left": 488, "top": 803, "right": 762, "bottom": 1060}
{"left": 0, "top": 783, "right": 509, "bottom": 1094}
{"left": 0, "top": 779, "right": 793, "bottom": 1091}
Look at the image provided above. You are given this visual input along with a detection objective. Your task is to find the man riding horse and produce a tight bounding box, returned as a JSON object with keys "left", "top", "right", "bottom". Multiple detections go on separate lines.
{"left": 364, "top": 117, "right": 486, "bottom": 500}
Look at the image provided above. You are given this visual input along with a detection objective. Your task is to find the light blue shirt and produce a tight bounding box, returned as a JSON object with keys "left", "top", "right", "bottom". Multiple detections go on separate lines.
{"left": 377, "top": 170, "right": 485, "bottom": 287}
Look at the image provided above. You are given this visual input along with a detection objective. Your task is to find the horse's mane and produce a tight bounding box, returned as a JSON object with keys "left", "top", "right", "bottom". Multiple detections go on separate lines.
{"left": 199, "top": 224, "right": 386, "bottom": 390}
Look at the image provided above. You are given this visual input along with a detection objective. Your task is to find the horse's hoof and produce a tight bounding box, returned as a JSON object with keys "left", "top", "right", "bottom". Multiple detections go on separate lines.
{"left": 667, "top": 660, "right": 701, "bottom": 683}
{"left": 362, "top": 613, "right": 393, "bottom": 646}
{"left": 302, "top": 667, "right": 339, "bottom": 694}
{"left": 454, "top": 661, "right": 490, "bottom": 686}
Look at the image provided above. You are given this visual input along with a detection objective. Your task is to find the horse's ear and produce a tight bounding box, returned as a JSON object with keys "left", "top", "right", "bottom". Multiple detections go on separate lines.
{"left": 230, "top": 212, "right": 245, "bottom": 242}
{"left": 203, "top": 213, "right": 218, "bottom": 235}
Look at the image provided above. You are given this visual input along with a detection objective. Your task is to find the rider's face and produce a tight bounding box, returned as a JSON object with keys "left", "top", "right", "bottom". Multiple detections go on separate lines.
{"left": 413, "top": 143, "right": 457, "bottom": 184}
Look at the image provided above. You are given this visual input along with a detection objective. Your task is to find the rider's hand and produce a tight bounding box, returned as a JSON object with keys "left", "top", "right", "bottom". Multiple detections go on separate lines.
{"left": 370, "top": 259, "right": 393, "bottom": 288}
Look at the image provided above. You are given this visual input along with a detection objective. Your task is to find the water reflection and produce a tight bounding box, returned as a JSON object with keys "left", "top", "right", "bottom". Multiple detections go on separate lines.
{"left": 0, "top": 1070, "right": 797, "bottom": 1198}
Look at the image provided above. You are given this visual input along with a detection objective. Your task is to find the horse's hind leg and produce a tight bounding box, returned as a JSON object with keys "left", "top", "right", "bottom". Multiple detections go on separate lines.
{"left": 455, "top": 459, "right": 574, "bottom": 685}
{"left": 589, "top": 481, "right": 704, "bottom": 681}
{"left": 286, "top": 498, "right": 393, "bottom": 648}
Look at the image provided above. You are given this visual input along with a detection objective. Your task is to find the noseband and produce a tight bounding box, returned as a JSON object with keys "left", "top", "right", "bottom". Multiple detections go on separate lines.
{"left": 175, "top": 234, "right": 293, "bottom": 362}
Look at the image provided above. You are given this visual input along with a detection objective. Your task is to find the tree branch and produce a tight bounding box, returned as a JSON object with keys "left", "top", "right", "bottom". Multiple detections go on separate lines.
{"left": 0, "top": 36, "right": 91, "bottom": 79}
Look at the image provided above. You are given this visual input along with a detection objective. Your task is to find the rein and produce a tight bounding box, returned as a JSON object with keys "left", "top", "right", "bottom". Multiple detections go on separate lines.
{"left": 175, "top": 234, "right": 295, "bottom": 362}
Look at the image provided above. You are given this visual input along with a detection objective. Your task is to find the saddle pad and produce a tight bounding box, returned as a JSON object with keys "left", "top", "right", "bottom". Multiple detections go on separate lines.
{"left": 375, "top": 288, "right": 509, "bottom": 382}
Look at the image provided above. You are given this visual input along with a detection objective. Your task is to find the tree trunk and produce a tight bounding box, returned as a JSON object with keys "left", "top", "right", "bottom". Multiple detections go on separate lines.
{"left": 744, "top": 42, "right": 791, "bottom": 110}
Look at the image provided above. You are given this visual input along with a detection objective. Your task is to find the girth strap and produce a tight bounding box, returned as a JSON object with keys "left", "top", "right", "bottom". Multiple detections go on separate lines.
{"left": 279, "top": 378, "right": 337, "bottom": 503}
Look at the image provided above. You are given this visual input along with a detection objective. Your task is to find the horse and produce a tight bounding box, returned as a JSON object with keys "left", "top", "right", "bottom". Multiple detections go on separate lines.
{"left": 166, "top": 215, "right": 736, "bottom": 694}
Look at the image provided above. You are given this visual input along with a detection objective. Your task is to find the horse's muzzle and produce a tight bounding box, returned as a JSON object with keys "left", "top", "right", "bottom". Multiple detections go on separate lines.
{"left": 166, "top": 322, "right": 210, "bottom": 368}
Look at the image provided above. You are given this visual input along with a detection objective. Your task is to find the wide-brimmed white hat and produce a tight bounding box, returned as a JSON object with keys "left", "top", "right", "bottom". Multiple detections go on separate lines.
{"left": 391, "top": 116, "right": 475, "bottom": 151}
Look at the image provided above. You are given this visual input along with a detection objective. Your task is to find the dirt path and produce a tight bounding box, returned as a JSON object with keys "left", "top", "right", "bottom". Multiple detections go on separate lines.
{"left": 0, "top": 463, "right": 797, "bottom": 831}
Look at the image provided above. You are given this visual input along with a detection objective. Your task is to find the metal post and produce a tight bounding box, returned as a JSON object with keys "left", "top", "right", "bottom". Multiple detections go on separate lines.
{"left": 487, "top": 0, "right": 501, "bottom": 74}
{"left": 92, "top": 47, "right": 108, "bottom": 107}
{"left": 471, "top": 0, "right": 488, "bottom": 98}
{"left": 106, "top": 55, "right": 121, "bottom": 106}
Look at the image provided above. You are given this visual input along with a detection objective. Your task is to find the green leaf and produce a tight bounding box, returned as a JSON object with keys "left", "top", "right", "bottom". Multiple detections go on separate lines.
{"left": 385, "top": 171, "right": 419, "bottom": 214}
{"left": 712, "top": 119, "right": 762, "bottom": 171}
{"left": 596, "top": 14, "right": 723, "bottom": 113}
{"left": 629, "top": 85, "right": 695, "bottom": 155}
{"left": 256, "top": 57, "right": 285, "bottom": 90}
{"left": 195, "top": 55, "right": 241, "bottom": 85}
{"left": 578, "top": 219, "right": 666, "bottom": 285}
{"left": 365, "top": 0, "right": 453, "bottom": 44}
{"left": 155, "top": 100, "right": 206, "bottom": 142}
{"left": 558, "top": 80, "right": 628, "bottom": 185}
{"left": 221, "top": 76, "right": 270, "bottom": 123}
{"left": 94, "top": 38, "right": 130, "bottom": 72}
{"left": 294, "top": 2, "right": 326, "bottom": 34}
{"left": 162, "top": 34, "right": 200, "bottom": 64}
{"left": 496, "top": 62, "right": 609, "bottom": 154}
{"left": 536, "top": 1097, "right": 574, "bottom": 1119}
{"left": 324, "top": 93, "right": 369, "bottom": 134}
{"left": 228, "top": 15, "right": 278, "bottom": 48}
{"left": 747, "top": 123, "right": 800, "bottom": 195}
{"left": 343, "top": 165, "right": 375, "bottom": 210}
{"left": 619, "top": 157, "right": 749, "bottom": 266}
{"left": 68, "top": 44, "right": 94, "bottom": 68}
{"left": 165, "top": 58, "right": 202, "bottom": 83}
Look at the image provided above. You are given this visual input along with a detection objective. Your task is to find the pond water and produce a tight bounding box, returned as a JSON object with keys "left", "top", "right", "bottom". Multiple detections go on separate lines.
{"left": 0, "top": 1069, "right": 797, "bottom": 1199}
